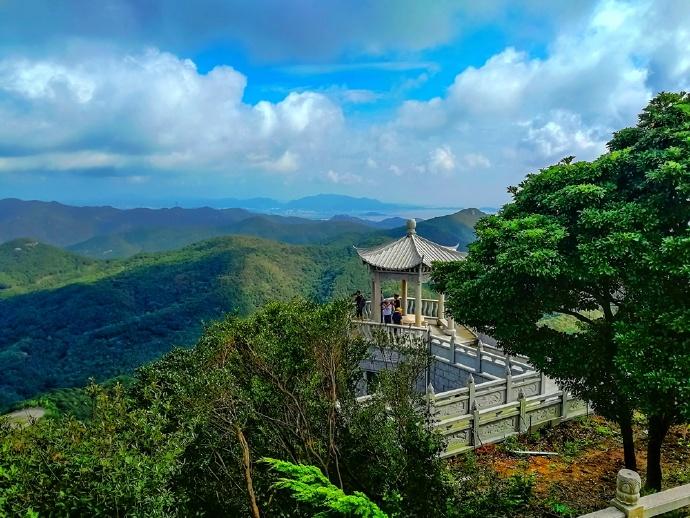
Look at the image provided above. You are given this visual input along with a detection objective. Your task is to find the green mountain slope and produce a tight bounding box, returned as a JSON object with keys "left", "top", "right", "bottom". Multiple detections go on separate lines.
{"left": 385, "top": 209, "right": 486, "bottom": 250}
{"left": 0, "top": 236, "right": 369, "bottom": 409}
{"left": 0, "top": 239, "right": 114, "bottom": 296}
{"left": 67, "top": 226, "right": 232, "bottom": 258}
{"left": 66, "top": 216, "right": 377, "bottom": 258}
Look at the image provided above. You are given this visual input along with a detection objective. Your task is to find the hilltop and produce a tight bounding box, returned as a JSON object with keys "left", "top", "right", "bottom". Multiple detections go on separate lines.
{"left": 0, "top": 239, "right": 112, "bottom": 296}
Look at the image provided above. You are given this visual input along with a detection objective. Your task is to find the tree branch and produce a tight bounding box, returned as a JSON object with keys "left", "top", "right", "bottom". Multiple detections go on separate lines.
{"left": 556, "top": 308, "right": 596, "bottom": 326}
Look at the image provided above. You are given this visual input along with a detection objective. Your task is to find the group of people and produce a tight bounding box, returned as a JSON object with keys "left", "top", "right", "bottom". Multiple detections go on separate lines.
{"left": 353, "top": 291, "right": 403, "bottom": 325}
{"left": 381, "top": 295, "right": 403, "bottom": 325}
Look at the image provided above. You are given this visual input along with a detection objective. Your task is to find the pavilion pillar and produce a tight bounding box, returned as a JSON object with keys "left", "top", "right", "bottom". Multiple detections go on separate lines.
{"left": 415, "top": 266, "right": 423, "bottom": 326}
{"left": 401, "top": 278, "right": 408, "bottom": 315}
{"left": 372, "top": 269, "right": 381, "bottom": 323}
{"left": 437, "top": 292, "right": 445, "bottom": 321}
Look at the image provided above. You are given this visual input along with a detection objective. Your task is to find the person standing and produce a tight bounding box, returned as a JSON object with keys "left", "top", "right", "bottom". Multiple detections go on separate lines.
{"left": 382, "top": 300, "right": 393, "bottom": 324}
{"left": 354, "top": 290, "right": 366, "bottom": 319}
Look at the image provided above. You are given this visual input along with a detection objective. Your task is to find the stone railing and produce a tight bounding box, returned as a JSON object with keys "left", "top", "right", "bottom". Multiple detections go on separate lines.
{"left": 429, "top": 333, "right": 534, "bottom": 380}
{"left": 355, "top": 320, "right": 429, "bottom": 342}
{"left": 433, "top": 387, "right": 589, "bottom": 457}
{"left": 356, "top": 319, "right": 588, "bottom": 458}
{"left": 580, "top": 469, "right": 690, "bottom": 517}
{"left": 406, "top": 297, "right": 440, "bottom": 318}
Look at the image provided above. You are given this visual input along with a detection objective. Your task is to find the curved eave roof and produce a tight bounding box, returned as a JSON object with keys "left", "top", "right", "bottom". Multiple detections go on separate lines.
{"left": 355, "top": 233, "right": 466, "bottom": 271}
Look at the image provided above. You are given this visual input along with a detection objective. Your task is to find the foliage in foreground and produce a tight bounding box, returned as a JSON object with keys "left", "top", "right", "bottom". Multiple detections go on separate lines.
{"left": 0, "top": 383, "right": 194, "bottom": 516}
{"left": 0, "top": 299, "right": 457, "bottom": 517}
{"left": 262, "top": 457, "right": 387, "bottom": 517}
{"left": 433, "top": 91, "right": 690, "bottom": 490}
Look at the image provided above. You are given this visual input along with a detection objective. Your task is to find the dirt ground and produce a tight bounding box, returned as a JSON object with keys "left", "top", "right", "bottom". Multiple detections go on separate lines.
{"left": 450, "top": 415, "right": 690, "bottom": 516}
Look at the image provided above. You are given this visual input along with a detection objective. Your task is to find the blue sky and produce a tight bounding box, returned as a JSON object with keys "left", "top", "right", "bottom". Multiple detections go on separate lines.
{"left": 0, "top": 0, "right": 689, "bottom": 208}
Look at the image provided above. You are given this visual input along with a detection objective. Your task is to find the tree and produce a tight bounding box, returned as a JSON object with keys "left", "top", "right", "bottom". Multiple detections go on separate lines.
{"left": 134, "top": 299, "right": 455, "bottom": 516}
{"left": 432, "top": 92, "right": 690, "bottom": 490}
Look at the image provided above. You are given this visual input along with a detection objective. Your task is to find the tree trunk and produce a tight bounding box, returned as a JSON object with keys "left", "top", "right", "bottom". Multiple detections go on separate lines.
{"left": 235, "top": 426, "right": 261, "bottom": 518}
{"left": 645, "top": 414, "right": 672, "bottom": 491}
{"left": 619, "top": 413, "right": 637, "bottom": 471}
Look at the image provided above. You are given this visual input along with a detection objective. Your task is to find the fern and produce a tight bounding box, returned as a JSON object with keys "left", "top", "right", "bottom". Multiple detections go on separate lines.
{"left": 262, "top": 457, "right": 388, "bottom": 517}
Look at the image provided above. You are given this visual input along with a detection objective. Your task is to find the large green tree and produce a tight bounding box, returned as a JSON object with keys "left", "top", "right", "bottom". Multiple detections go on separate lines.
{"left": 432, "top": 92, "right": 690, "bottom": 490}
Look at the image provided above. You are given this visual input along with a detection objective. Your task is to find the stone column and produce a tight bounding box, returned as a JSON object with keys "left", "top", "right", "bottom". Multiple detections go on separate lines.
{"left": 401, "top": 278, "right": 408, "bottom": 315}
{"left": 437, "top": 292, "right": 445, "bottom": 321}
{"left": 372, "top": 270, "right": 381, "bottom": 323}
{"left": 415, "top": 266, "right": 423, "bottom": 326}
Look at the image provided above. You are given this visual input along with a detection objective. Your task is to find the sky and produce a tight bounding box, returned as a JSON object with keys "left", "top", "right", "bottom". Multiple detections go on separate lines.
{"left": 0, "top": 0, "right": 689, "bottom": 208}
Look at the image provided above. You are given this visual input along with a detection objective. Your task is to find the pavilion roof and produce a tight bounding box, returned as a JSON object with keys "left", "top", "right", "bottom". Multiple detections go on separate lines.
{"left": 355, "top": 219, "right": 466, "bottom": 271}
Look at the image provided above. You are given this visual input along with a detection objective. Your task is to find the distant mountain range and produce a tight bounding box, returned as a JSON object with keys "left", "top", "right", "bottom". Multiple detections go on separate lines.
{"left": 0, "top": 198, "right": 482, "bottom": 258}
{"left": 163, "top": 193, "right": 422, "bottom": 214}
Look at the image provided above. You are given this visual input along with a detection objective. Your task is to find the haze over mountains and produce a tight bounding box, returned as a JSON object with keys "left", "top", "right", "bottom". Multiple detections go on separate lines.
{"left": 0, "top": 196, "right": 487, "bottom": 408}
{"left": 0, "top": 197, "right": 483, "bottom": 258}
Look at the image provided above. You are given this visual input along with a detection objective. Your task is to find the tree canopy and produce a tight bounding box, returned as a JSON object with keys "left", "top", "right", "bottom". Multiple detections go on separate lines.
{"left": 432, "top": 91, "right": 690, "bottom": 490}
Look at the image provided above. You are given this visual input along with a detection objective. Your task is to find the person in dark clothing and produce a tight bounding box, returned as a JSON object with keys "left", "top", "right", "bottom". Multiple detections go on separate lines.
{"left": 393, "top": 293, "right": 401, "bottom": 311}
{"left": 354, "top": 290, "right": 366, "bottom": 319}
{"left": 392, "top": 307, "right": 403, "bottom": 325}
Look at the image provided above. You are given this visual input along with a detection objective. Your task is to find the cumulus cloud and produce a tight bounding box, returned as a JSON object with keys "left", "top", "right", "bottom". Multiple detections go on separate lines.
{"left": 0, "top": 49, "right": 343, "bottom": 176}
{"left": 326, "top": 170, "right": 363, "bottom": 185}
{"left": 2, "top": 0, "right": 690, "bottom": 207}
{"left": 428, "top": 146, "right": 456, "bottom": 174}
{"left": 249, "top": 150, "right": 300, "bottom": 173}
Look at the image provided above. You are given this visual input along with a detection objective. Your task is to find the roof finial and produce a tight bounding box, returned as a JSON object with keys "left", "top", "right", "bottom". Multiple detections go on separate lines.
{"left": 406, "top": 218, "right": 416, "bottom": 236}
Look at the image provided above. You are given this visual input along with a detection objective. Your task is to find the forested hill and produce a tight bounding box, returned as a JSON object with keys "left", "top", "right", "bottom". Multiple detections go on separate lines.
{"left": 384, "top": 208, "right": 486, "bottom": 246}
{"left": 0, "top": 235, "right": 371, "bottom": 409}
{"left": 0, "top": 205, "right": 487, "bottom": 409}
{"left": 0, "top": 239, "right": 110, "bottom": 296}
{"left": 67, "top": 214, "right": 381, "bottom": 258}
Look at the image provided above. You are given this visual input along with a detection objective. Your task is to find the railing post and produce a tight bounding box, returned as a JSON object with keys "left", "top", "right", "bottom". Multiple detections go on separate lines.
{"left": 449, "top": 333, "right": 456, "bottom": 364}
{"left": 477, "top": 340, "right": 483, "bottom": 373}
{"left": 611, "top": 469, "right": 643, "bottom": 517}
{"left": 467, "top": 373, "right": 475, "bottom": 411}
{"left": 561, "top": 390, "right": 569, "bottom": 420}
{"left": 505, "top": 360, "right": 513, "bottom": 403}
{"left": 426, "top": 382, "right": 437, "bottom": 426}
{"left": 471, "top": 401, "right": 480, "bottom": 447}
{"left": 540, "top": 370, "right": 547, "bottom": 394}
{"left": 517, "top": 389, "right": 527, "bottom": 433}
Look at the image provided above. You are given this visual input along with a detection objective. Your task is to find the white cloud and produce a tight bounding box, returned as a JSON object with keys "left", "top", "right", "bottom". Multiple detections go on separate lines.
{"left": 326, "top": 170, "right": 362, "bottom": 185}
{"left": 2, "top": 0, "right": 690, "bottom": 207}
{"left": 0, "top": 49, "right": 343, "bottom": 177}
{"left": 428, "top": 146, "right": 456, "bottom": 174}
{"left": 250, "top": 150, "right": 300, "bottom": 173}
{"left": 389, "top": 164, "right": 402, "bottom": 176}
